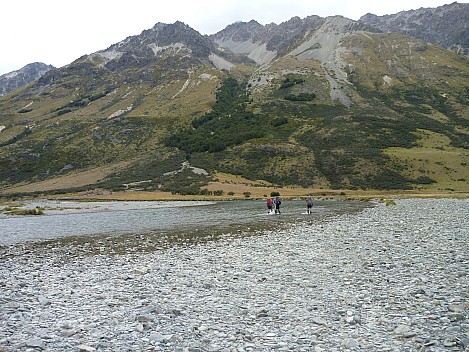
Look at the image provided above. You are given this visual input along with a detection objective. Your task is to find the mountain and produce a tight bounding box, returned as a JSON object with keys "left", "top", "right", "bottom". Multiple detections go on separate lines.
{"left": 0, "top": 9, "right": 468, "bottom": 196}
{"left": 211, "top": 16, "right": 378, "bottom": 66}
{"left": 359, "top": 2, "right": 469, "bottom": 57}
{"left": 0, "top": 62, "right": 55, "bottom": 96}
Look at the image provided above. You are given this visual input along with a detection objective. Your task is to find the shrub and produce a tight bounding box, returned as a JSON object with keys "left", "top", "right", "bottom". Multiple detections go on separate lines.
{"left": 57, "top": 108, "right": 72, "bottom": 116}
{"left": 6, "top": 207, "right": 44, "bottom": 215}
{"left": 271, "top": 117, "right": 288, "bottom": 127}
{"left": 414, "top": 176, "right": 436, "bottom": 184}
{"left": 279, "top": 77, "right": 305, "bottom": 89}
{"left": 285, "top": 93, "right": 315, "bottom": 101}
{"left": 18, "top": 108, "right": 33, "bottom": 113}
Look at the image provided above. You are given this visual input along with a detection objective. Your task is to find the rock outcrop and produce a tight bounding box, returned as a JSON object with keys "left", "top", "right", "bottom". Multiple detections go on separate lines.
{"left": 0, "top": 62, "right": 55, "bottom": 96}
{"left": 359, "top": 2, "right": 469, "bottom": 56}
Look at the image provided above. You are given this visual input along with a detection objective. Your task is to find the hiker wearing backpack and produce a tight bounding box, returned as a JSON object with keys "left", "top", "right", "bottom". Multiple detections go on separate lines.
{"left": 266, "top": 197, "right": 273, "bottom": 214}
{"left": 306, "top": 195, "right": 313, "bottom": 214}
{"left": 274, "top": 196, "right": 282, "bottom": 214}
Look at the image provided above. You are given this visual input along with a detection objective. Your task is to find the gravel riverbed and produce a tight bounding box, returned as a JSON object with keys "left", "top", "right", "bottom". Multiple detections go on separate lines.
{"left": 0, "top": 198, "right": 467, "bottom": 352}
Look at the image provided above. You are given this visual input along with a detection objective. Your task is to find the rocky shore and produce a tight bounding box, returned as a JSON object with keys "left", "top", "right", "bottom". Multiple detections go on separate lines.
{"left": 0, "top": 198, "right": 467, "bottom": 351}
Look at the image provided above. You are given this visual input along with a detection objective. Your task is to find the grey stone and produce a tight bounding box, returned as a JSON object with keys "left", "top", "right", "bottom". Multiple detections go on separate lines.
{"left": 136, "top": 314, "right": 153, "bottom": 322}
{"left": 443, "top": 339, "right": 456, "bottom": 347}
{"left": 402, "top": 331, "right": 416, "bottom": 338}
{"left": 23, "top": 338, "right": 45, "bottom": 349}
{"left": 149, "top": 332, "right": 173, "bottom": 343}
{"left": 445, "top": 326, "right": 461, "bottom": 333}
{"left": 311, "top": 317, "right": 326, "bottom": 325}
{"left": 448, "top": 313, "right": 465, "bottom": 322}
{"left": 37, "top": 297, "right": 50, "bottom": 306}
{"left": 62, "top": 329, "right": 77, "bottom": 337}
{"left": 448, "top": 304, "right": 465, "bottom": 312}
{"left": 342, "top": 338, "right": 359, "bottom": 348}
{"left": 0, "top": 199, "right": 467, "bottom": 352}
{"left": 394, "top": 325, "right": 411, "bottom": 335}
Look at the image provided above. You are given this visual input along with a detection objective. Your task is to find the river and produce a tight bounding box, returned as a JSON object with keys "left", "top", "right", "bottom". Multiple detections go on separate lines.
{"left": 0, "top": 199, "right": 372, "bottom": 246}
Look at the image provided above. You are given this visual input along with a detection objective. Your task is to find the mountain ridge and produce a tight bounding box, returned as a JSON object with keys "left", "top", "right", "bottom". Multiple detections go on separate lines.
{"left": 0, "top": 5, "right": 468, "bottom": 196}
{"left": 359, "top": 1, "right": 469, "bottom": 56}
{"left": 0, "top": 62, "right": 55, "bottom": 96}
{"left": 1, "top": 2, "right": 467, "bottom": 91}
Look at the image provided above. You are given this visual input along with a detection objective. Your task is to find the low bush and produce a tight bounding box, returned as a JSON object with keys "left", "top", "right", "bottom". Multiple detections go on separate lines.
{"left": 6, "top": 207, "right": 44, "bottom": 215}
{"left": 285, "top": 93, "right": 315, "bottom": 101}
{"left": 414, "top": 176, "right": 436, "bottom": 184}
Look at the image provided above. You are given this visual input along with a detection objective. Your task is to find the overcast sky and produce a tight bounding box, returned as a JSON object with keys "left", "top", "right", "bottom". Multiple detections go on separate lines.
{"left": 1, "top": 0, "right": 466, "bottom": 75}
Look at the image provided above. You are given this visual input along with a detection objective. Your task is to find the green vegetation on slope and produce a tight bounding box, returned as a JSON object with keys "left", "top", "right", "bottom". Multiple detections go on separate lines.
{"left": 162, "top": 61, "right": 468, "bottom": 190}
{"left": 166, "top": 77, "right": 268, "bottom": 153}
{"left": 1, "top": 30, "right": 468, "bottom": 195}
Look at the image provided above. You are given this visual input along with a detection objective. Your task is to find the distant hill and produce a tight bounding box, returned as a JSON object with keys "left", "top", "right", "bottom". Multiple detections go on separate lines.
{"left": 0, "top": 5, "right": 468, "bottom": 196}
{"left": 360, "top": 2, "right": 469, "bottom": 56}
{"left": 0, "top": 62, "right": 55, "bottom": 96}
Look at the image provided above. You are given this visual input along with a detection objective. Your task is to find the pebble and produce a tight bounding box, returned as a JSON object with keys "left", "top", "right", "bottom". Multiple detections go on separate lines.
{"left": 23, "top": 339, "right": 45, "bottom": 350}
{"left": 0, "top": 198, "right": 467, "bottom": 351}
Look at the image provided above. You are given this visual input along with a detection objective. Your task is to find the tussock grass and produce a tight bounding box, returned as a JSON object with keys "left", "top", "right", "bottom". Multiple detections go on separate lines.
{"left": 385, "top": 129, "right": 469, "bottom": 191}
{"left": 2, "top": 206, "right": 44, "bottom": 215}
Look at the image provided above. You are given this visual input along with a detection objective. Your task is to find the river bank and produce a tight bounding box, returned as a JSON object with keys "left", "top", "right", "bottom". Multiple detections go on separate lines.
{"left": 0, "top": 198, "right": 467, "bottom": 351}
{"left": 2, "top": 168, "right": 468, "bottom": 202}
{"left": 36, "top": 188, "right": 469, "bottom": 202}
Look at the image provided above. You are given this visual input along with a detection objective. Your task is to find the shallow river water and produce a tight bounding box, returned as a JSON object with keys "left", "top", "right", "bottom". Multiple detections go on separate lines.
{"left": 0, "top": 199, "right": 371, "bottom": 246}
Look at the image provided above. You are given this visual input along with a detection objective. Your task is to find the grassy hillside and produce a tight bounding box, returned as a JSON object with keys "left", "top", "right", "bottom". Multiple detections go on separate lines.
{"left": 0, "top": 30, "right": 468, "bottom": 197}
{"left": 385, "top": 130, "right": 468, "bottom": 191}
{"left": 213, "top": 33, "right": 469, "bottom": 191}
{"left": 0, "top": 58, "right": 222, "bottom": 192}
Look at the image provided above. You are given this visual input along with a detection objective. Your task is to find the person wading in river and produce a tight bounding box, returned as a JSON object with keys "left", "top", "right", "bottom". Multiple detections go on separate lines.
{"left": 274, "top": 196, "right": 282, "bottom": 214}
{"left": 266, "top": 197, "right": 273, "bottom": 214}
{"left": 306, "top": 195, "right": 313, "bottom": 214}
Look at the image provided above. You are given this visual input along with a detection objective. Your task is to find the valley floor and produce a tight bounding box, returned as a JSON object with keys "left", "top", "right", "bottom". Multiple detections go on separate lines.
{"left": 0, "top": 198, "right": 467, "bottom": 351}
{"left": 45, "top": 188, "right": 469, "bottom": 202}
{"left": 2, "top": 171, "right": 468, "bottom": 202}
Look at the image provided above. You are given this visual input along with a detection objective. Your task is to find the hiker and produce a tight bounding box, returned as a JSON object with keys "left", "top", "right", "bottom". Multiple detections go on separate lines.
{"left": 266, "top": 197, "right": 273, "bottom": 214}
{"left": 306, "top": 194, "right": 313, "bottom": 214}
{"left": 273, "top": 195, "right": 282, "bottom": 214}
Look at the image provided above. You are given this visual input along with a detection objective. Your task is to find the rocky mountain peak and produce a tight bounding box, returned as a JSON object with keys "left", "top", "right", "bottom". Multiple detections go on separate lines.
{"left": 118, "top": 21, "right": 215, "bottom": 57}
{"left": 83, "top": 20, "right": 216, "bottom": 72}
{"left": 359, "top": 2, "right": 469, "bottom": 56}
{"left": 213, "top": 20, "right": 263, "bottom": 43}
{"left": 0, "top": 62, "right": 55, "bottom": 96}
{"left": 211, "top": 14, "right": 376, "bottom": 66}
